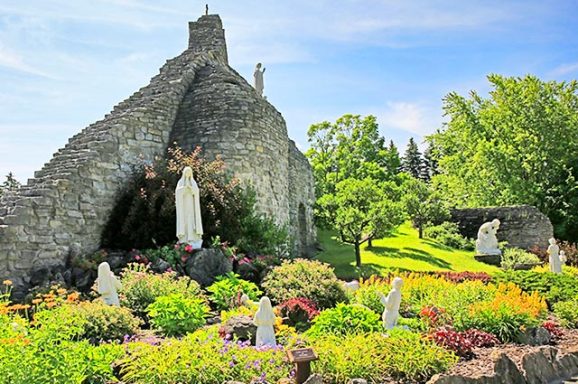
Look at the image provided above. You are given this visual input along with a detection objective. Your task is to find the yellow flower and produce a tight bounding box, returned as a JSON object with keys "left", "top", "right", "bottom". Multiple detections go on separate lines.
{"left": 2, "top": 280, "right": 12, "bottom": 286}
{"left": 57, "top": 288, "right": 67, "bottom": 295}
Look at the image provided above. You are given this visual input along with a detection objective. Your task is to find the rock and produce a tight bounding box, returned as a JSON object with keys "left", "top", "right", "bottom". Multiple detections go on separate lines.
{"left": 347, "top": 379, "right": 368, "bottom": 384}
{"left": 493, "top": 352, "right": 525, "bottom": 384}
{"left": 151, "top": 258, "right": 171, "bottom": 273}
{"left": 522, "top": 346, "right": 558, "bottom": 383}
{"left": 303, "top": 374, "right": 323, "bottom": 384}
{"left": 106, "top": 252, "right": 127, "bottom": 270}
{"left": 222, "top": 381, "right": 245, "bottom": 384}
{"left": 221, "top": 315, "right": 256, "bottom": 343}
{"left": 185, "top": 248, "right": 232, "bottom": 287}
{"left": 29, "top": 267, "right": 50, "bottom": 286}
{"left": 277, "top": 379, "right": 293, "bottom": 384}
{"left": 516, "top": 327, "right": 551, "bottom": 346}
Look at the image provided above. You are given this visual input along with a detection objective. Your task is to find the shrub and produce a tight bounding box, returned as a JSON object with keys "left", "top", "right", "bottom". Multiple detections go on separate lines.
{"left": 430, "top": 327, "right": 473, "bottom": 358}
{"left": 501, "top": 247, "right": 541, "bottom": 270}
{"left": 461, "top": 329, "right": 499, "bottom": 348}
{"left": 119, "top": 327, "right": 292, "bottom": 384}
{"left": 35, "top": 301, "right": 141, "bottom": 342}
{"left": 306, "top": 304, "right": 380, "bottom": 338}
{"left": 492, "top": 270, "right": 578, "bottom": 307}
{"left": 351, "top": 275, "right": 390, "bottom": 314}
{"left": 262, "top": 259, "right": 347, "bottom": 309}
{"left": 309, "top": 330, "right": 458, "bottom": 383}
{"left": 146, "top": 294, "right": 209, "bottom": 336}
{"left": 542, "top": 320, "right": 564, "bottom": 339}
{"left": 206, "top": 272, "right": 262, "bottom": 311}
{"left": 424, "top": 222, "right": 474, "bottom": 250}
{"left": 553, "top": 299, "right": 578, "bottom": 328}
{"left": 436, "top": 271, "right": 492, "bottom": 284}
{"left": 278, "top": 298, "right": 319, "bottom": 331}
{"left": 120, "top": 263, "right": 203, "bottom": 319}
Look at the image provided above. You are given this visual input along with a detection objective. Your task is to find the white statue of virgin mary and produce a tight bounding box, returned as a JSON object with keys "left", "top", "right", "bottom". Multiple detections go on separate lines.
{"left": 175, "top": 166, "right": 203, "bottom": 249}
{"left": 97, "top": 262, "right": 122, "bottom": 306}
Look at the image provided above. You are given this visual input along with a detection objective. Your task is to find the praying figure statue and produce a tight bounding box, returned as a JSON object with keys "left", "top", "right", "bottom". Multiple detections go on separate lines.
{"left": 97, "top": 262, "right": 122, "bottom": 306}
{"left": 380, "top": 277, "right": 403, "bottom": 330}
{"left": 548, "top": 238, "right": 562, "bottom": 273}
{"left": 253, "top": 296, "right": 276, "bottom": 347}
{"left": 475, "top": 218, "right": 502, "bottom": 255}
{"left": 253, "top": 63, "right": 266, "bottom": 97}
{"left": 175, "top": 167, "right": 203, "bottom": 249}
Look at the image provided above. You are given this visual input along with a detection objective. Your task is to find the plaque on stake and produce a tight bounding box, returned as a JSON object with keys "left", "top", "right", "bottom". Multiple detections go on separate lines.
{"left": 287, "top": 348, "right": 318, "bottom": 384}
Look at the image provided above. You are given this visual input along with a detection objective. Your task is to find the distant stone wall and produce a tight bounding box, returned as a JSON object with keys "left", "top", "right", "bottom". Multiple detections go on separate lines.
{"left": 450, "top": 205, "right": 553, "bottom": 250}
{"left": 0, "top": 14, "right": 315, "bottom": 292}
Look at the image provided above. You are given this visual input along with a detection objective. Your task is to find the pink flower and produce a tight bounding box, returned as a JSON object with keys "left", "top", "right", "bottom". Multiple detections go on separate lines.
{"left": 135, "top": 255, "right": 141, "bottom": 261}
{"left": 184, "top": 244, "right": 193, "bottom": 253}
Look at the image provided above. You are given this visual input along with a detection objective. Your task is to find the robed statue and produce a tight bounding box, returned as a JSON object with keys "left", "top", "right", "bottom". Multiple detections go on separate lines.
{"left": 175, "top": 166, "right": 203, "bottom": 249}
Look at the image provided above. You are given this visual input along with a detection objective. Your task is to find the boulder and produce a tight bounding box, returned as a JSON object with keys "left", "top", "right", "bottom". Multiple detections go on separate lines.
{"left": 221, "top": 315, "right": 256, "bottom": 343}
{"left": 185, "top": 248, "right": 232, "bottom": 286}
{"left": 303, "top": 374, "right": 323, "bottom": 384}
{"left": 516, "top": 327, "right": 551, "bottom": 346}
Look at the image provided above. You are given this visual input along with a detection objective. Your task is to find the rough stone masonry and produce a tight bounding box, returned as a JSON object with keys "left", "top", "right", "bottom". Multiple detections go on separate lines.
{"left": 0, "top": 14, "right": 316, "bottom": 292}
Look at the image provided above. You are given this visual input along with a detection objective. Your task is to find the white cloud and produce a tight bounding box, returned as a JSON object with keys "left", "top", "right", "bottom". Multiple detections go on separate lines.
{"left": 377, "top": 101, "right": 442, "bottom": 137}
{"left": 0, "top": 44, "right": 51, "bottom": 77}
{"left": 550, "top": 62, "right": 578, "bottom": 77}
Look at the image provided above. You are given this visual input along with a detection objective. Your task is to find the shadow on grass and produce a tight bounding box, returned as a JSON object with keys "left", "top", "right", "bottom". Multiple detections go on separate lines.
{"left": 369, "top": 246, "right": 452, "bottom": 270}
{"left": 422, "top": 239, "right": 455, "bottom": 252}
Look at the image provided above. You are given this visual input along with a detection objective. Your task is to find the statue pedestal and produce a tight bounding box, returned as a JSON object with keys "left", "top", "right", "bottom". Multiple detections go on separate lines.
{"left": 474, "top": 254, "right": 502, "bottom": 266}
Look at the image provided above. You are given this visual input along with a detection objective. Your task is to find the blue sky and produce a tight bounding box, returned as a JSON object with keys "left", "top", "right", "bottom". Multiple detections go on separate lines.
{"left": 1, "top": 0, "right": 577, "bottom": 182}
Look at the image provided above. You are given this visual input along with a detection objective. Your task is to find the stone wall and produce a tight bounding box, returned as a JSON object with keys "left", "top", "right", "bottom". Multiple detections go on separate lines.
{"left": 450, "top": 205, "right": 553, "bottom": 250}
{"left": 0, "top": 14, "right": 315, "bottom": 292}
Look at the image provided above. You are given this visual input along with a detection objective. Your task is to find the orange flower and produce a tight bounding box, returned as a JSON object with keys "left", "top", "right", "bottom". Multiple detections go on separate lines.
{"left": 2, "top": 280, "right": 12, "bottom": 286}
{"left": 32, "top": 299, "right": 42, "bottom": 305}
{"left": 46, "top": 302, "right": 57, "bottom": 309}
{"left": 66, "top": 292, "right": 80, "bottom": 302}
{"left": 57, "top": 288, "right": 67, "bottom": 295}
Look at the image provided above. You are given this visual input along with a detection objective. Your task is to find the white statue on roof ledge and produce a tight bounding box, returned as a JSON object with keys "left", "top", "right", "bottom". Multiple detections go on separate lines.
{"left": 475, "top": 218, "right": 502, "bottom": 255}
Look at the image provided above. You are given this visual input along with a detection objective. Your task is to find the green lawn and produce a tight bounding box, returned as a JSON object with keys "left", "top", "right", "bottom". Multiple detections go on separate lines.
{"left": 317, "top": 222, "right": 499, "bottom": 279}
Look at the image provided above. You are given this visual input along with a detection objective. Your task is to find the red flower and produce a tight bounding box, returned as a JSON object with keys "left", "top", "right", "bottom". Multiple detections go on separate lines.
{"left": 184, "top": 244, "right": 193, "bottom": 253}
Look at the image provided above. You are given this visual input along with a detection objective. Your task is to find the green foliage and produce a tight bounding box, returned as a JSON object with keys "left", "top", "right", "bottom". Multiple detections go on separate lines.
{"left": 146, "top": 294, "right": 209, "bottom": 336}
{"left": 318, "top": 177, "right": 405, "bottom": 266}
{"left": 309, "top": 330, "right": 458, "bottom": 383}
{"left": 492, "top": 270, "right": 578, "bottom": 307}
{"left": 206, "top": 272, "right": 262, "bottom": 311}
{"left": 0, "top": 172, "right": 20, "bottom": 198}
{"left": 351, "top": 277, "right": 390, "bottom": 314}
{"left": 553, "top": 299, "right": 578, "bottom": 328}
{"left": 429, "top": 75, "right": 578, "bottom": 240}
{"left": 401, "top": 137, "right": 425, "bottom": 179}
{"left": 261, "top": 259, "right": 347, "bottom": 309}
{"left": 0, "top": 310, "right": 123, "bottom": 384}
{"left": 424, "top": 221, "right": 474, "bottom": 250}
{"left": 119, "top": 327, "right": 292, "bottom": 384}
{"left": 35, "top": 302, "right": 141, "bottom": 342}
{"left": 401, "top": 177, "right": 450, "bottom": 238}
{"left": 235, "top": 207, "right": 291, "bottom": 257}
{"left": 306, "top": 304, "right": 380, "bottom": 338}
{"left": 501, "top": 248, "right": 541, "bottom": 270}
{"left": 120, "top": 263, "right": 203, "bottom": 320}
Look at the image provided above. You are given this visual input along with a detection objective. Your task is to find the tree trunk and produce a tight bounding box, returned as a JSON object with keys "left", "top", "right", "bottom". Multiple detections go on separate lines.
{"left": 355, "top": 241, "right": 362, "bottom": 268}
{"left": 419, "top": 224, "right": 424, "bottom": 239}
{"left": 367, "top": 238, "right": 373, "bottom": 248}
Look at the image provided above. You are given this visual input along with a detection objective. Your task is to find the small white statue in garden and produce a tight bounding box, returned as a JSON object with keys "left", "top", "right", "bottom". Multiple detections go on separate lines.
{"left": 343, "top": 280, "right": 360, "bottom": 292}
{"left": 380, "top": 277, "right": 403, "bottom": 330}
{"left": 548, "top": 238, "right": 562, "bottom": 273}
{"left": 475, "top": 218, "right": 502, "bottom": 255}
{"left": 175, "top": 166, "right": 203, "bottom": 249}
{"left": 97, "top": 262, "right": 122, "bottom": 306}
{"left": 560, "top": 250, "right": 567, "bottom": 265}
{"left": 253, "top": 296, "right": 276, "bottom": 347}
{"left": 253, "top": 63, "right": 266, "bottom": 97}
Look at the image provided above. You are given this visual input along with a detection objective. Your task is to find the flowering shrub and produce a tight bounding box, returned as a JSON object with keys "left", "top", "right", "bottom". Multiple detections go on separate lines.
{"left": 119, "top": 327, "right": 292, "bottom": 384}
{"left": 309, "top": 330, "right": 458, "bottom": 383}
{"left": 278, "top": 298, "right": 319, "bottom": 330}
{"left": 305, "top": 304, "right": 380, "bottom": 338}
{"left": 420, "top": 306, "right": 450, "bottom": 328}
{"left": 120, "top": 263, "right": 203, "bottom": 320}
{"left": 262, "top": 259, "right": 347, "bottom": 309}
{"left": 146, "top": 294, "right": 209, "bottom": 336}
{"left": 206, "top": 272, "right": 262, "bottom": 311}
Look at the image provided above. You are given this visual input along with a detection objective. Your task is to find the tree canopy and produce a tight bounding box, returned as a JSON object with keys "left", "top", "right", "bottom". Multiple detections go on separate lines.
{"left": 429, "top": 74, "right": 578, "bottom": 239}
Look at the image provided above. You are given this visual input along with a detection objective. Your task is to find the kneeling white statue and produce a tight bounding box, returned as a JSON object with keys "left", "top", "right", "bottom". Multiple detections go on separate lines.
{"left": 548, "top": 238, "right": 562, "bottom": 274}
{"left": 380, "top": 277, "right": 403, "bottom": 330}
{"left": 475, "top": 219, "right": 502, "bottom": 255}
{"left": 97, "top": 262, "right": 122, "bottom": 306}
{"left": 253, "top": 296, "right": 276, "bottom": 347}
{"left": 175, "top": 166, "right": 203, "bottom": 249}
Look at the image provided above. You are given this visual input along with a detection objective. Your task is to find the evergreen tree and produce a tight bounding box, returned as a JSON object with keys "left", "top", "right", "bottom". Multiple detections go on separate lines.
{"left": 384, "top": 140, "right": 401, "bottom": 177}
{"left": 421, "top": 143, "right": 439, "bottom": 182}
{"left": 0, "top": 172, "right": 21, "bottom": 197}
{"left": 401, "top": 138, "right": 423, "bottom": 179}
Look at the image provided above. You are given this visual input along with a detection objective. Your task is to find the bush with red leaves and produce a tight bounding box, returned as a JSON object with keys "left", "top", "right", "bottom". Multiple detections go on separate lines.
{"left": 437, "top": 271, "right": 492, "bottom": 284}
{"left": 430, "top": 327, "right": 473, "bottom": 358}
{"left": 461, "top": 329, "right": 499, "bottom": 347}
{"left": 278, "top": 297, "right": 320, "bottom": 330}
{"left": 542, "top": 320, "right": 564, "bottom": 340}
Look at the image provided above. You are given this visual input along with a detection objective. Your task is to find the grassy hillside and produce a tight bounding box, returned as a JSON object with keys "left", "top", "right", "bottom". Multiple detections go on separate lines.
{"left": 317, "top": 222, "right": 499, "bottom": 279}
